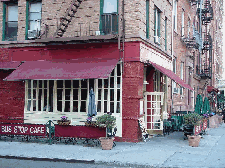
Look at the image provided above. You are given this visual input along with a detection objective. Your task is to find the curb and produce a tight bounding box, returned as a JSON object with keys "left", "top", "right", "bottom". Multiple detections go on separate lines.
{"left": 0, "top": 155, "right": 94, "bottom": 164}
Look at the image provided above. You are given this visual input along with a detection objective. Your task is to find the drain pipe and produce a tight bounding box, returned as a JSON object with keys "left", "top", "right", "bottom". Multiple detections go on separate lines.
{"left": 171, "top": 0, "right": 175, "bottom": 116}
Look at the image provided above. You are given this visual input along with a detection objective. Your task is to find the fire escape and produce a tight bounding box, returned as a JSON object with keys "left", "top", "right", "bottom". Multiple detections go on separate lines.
{"left": 54, "top": 0, "right": 83, "bottom": 38}
{"left": 196, "top": 0, "right": 213, "bottom": 79}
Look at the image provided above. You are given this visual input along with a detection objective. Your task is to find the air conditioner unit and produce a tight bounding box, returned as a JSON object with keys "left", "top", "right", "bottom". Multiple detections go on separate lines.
{"left": 28, "top": 30, "right": 40, "bottom": 39}
{"left": 173, "top": 87, "right": 180, "bottom": 94}
{"left": 154, "top": 36, "right": 160, "bottom": 45}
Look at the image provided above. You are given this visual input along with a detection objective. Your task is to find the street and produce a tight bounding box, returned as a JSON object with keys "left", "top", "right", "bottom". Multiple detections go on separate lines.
{"left": 0, "top": 158, "right": 133, "bottom": 168}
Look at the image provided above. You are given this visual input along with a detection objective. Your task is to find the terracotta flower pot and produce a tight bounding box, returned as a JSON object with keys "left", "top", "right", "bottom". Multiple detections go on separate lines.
{"left": 187, "top": 135, "right": 201, "bottom": 147}
{"left": 99, "top": 137, "right": 115, "bottom": 150}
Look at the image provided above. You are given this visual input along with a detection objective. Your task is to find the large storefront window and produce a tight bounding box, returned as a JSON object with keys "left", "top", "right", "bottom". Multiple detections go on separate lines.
{"left": 25, "top": 63, "right": 122, "bottom": 114}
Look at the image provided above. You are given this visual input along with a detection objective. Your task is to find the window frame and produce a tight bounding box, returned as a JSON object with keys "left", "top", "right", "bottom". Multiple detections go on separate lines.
{"left": 181, "top": 10, "right": 184, "bottom": 37}
{"left": 2, "top": 1, "right": 18, "bottom": 41}
{"left": 173, "top": 0, "right": 178, "bottom": 32}
{"left": 25, "top": 0, "right": 42, "bottom": 40}
{"left": 99, "top": 0, "right": 118, "bottom": 35}
{"left": 154, "top": 7, "right": 161, "bottom": 38}
{"left": 146, "top": 0, "right": 150, "bottom": 39}
{"left": 25, "top": 63, "right": 122, "bottom": 115}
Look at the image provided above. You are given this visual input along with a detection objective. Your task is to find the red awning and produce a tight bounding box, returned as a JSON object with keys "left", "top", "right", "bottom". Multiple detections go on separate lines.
{"left": 0, "top": 61, "right": 21, "bottom": 69}
{"left": 150, "top": 62, "right": 193, "bottom": 90}
{"left": 4, "top": 58, "right": 118, "bottom": 81}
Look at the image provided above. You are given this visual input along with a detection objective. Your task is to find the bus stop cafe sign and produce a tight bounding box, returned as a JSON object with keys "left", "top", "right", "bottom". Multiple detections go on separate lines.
{"left": 0, "top": 123, "right": 46, "bottom": 136}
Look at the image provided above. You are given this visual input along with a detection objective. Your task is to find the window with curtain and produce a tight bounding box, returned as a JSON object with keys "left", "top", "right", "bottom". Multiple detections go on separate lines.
{"left": 4, "top": 2, "right": 18, "bottom": 41}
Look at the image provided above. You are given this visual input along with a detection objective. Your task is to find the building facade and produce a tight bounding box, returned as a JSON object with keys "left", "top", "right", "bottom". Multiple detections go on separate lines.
{"left": 0, "top": 0, "right": 222, "bottom": 142}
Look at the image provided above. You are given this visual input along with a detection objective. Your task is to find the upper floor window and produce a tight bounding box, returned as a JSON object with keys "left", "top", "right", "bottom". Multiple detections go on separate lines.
{"left": 146, "top": 0, "right": 150, "bottom": 39}
{"left": 154, "top": 7, "right": 161, "bottom": 45}
{"left": 181, "top": 10, "right": 184, "bottom": 37}
{"left": 3, "top": 2, "right": 18, "bottom": 41}
{"left": 173, "top": 0, "right": 177, "bottom": 32}
{"left": 165, "top": 17, "right": 167, "bottom": 51}
{"left": 188, "top": 18, "right": 190, "bottom": 38}
{"left": 100, "top": 0, "right": 118, "bottom": 35}
{"left": 27, "top": 0, "right": 42, "bottom": 39}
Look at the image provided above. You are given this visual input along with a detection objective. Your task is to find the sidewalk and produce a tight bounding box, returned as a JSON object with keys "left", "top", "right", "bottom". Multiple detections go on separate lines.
{"left": 0, "top": 123, "right": 225, "bottom": 168}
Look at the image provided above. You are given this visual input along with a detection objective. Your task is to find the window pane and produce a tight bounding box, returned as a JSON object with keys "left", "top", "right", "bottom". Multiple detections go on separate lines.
{"left": 65, "top": 89, "right": 70, "bottom": 100}
{"left": 116, "top": 102, "right": 120, "bottom": 113}
{"left": 98, "top": 79, "right": 102, "bottom": 88}
{"left": 110, "top": 77, "right": 114, "bottom": 88}
{"left": 65, "top": 101, "right": 70, "bottom": 112}
{"left": 80, "top": 101, "right": 86, "bottom": 112}
{"left": 104, "top": 79, "right": 108, "bottom": 88}
{"left": 49, "top": 90, "right": 53, "bottom": 112}
{"left": 27, "top": 100, "right": 31, "bottom": 111}
{"left": 28, "top": 89, "right": 31, "bottom": 99}
{"left": 65, "top": 80, "right": 71, "bottom": 88}
{"left": 110, "top": 102, "right": 114, "bottom": 113}
{"left": 98, "top": 89, "right": 102, "bottom": 100}
{"left": 8, "top": 5, "right": 18, "bottom": 21}
{"left": 57, "top": 101, "right": 62, "bottom": 112}
{"left": 117, "top": 64, "right": 121, "bottom": 76}
{"left": 117, "top": 77, "right": 120, "bottom": 88}
{"left": 44, "top": 80, "right": 47, "bottom": 88}
{"left": 28, "top": 80, "right": 31, "bottom": 88}
{"left": 73, "top": 101, "right": 78, "bottom": 112}
{"left": 33, "top": 80, "right": 37, "bottom": 88}
{"left": 30, "top": 2, "right": 42, "bottom": 12}
{"left": 73, "top": 89, "right": 78, "bottom": 100}
{"left": 73, "top": 80, "right": 79, "bottom": 88}
{"left": 81, "top": 89, "right": 87, "bottom": 100}
{"left": 57, "top": 89, "right": 62, "bottom": 100}
{"left": 43, "top": 89, "right": 47, "bottom": 111}
{"left": 117, "top": 89, "right": 120, "bottom": 101}
{"left": 39, "top": 81, "right": 42, "bottom": 88}
{"left": 38, "top": 89, "right": 42, "bottom": 111}
{"left": 104, "top": 89, "right": 108, "bottom": 100}
{"left": 33, "top": 89, "right": 36, "bottom": 99}
{"left": 29, "top": 20, "right": 41, "bottom": 31}
{"left": 81, "top": 80, "right": 87, "bottom": 88}
{"left": 29, "top": 12, "right": 41, "bottom": 21}
{"left": 110, "top": 89, "right": 114, "bottom": 101}
{"left": 97, "top": 101, "right": 101, "bottom": 112}
{"left": 33, "top": 100, "right": 36, "bottom": 111}
{"left": 89, "top": 79, "right": 94, "bottom": 90}
{"left": 103, "top": 0, "right": 117, "bottom": 13}
{"left": 111, "top": 69, "right": 114, "bottom": 76}
{"left": 57, "top": 80, "right": 63, "bottom": 88}
{"left": 104, "top": 101, "right": 107, "bottom": 113}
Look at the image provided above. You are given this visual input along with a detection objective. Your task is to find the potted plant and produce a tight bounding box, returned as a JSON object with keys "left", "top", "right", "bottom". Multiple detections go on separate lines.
{"left": 57, "top": 116, "right": 71, "bottom": 125}
{"left": 183, "top": 113, "right": 203, "bottom": 147}
{"left": 85, "top": 116, "right": 98, "bottom": 127}
{"left": 96, "top": 113, "right": 116, "bottom": 150}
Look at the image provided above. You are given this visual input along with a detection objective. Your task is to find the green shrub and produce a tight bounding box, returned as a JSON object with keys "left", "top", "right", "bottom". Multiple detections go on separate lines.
{"left": 96, "top": 114, "right": 116, "bottom": 129}
{"left": 183, "top": 113, "right": 203, "bottom": 126}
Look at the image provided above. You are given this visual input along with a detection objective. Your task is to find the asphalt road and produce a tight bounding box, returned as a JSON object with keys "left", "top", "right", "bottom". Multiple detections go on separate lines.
{"left": 0, "top": 158, "right": 134, "bottom": 168}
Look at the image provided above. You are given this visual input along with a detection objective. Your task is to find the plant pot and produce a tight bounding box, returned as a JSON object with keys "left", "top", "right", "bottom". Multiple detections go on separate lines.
{"left": 187, "top": 135, "right": 201, "bottom": 147}
{"left": 57, "top": 120, "right": 71, "bottom": 125}
{"left": 99, "top": 137, "right": 115, "bottom": 150}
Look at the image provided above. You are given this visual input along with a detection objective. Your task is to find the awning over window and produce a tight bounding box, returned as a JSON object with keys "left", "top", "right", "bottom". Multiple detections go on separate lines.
{"left": 4, "top": 58, "right": 119, "bottom": 81}
{"left": 150, "top": 62, "right": 193, "bottom": 90}
{"left": 0, "top": 61, "right": 21, "bottom": 69}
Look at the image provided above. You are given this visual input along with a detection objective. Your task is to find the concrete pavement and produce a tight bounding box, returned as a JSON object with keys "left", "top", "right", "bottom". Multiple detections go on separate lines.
{"left": 0, "top": 123, "right": 225, "bottom": 167}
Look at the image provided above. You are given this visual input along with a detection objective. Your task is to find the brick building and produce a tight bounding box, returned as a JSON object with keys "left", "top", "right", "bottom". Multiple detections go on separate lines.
{"left": 0, "top": 0, "right": 222, "bottom": 142}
